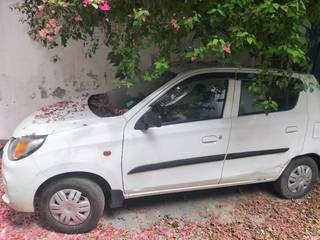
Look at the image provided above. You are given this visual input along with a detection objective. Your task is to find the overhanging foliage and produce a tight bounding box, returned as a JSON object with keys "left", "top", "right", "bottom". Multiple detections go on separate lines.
{"left": 14, "top": 0, "right": 320, "bottom": 110}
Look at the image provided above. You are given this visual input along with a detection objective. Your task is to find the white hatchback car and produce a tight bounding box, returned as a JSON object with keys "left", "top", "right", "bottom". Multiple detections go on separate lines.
{"left": 2, "top": 68, "right": 319, "bottom": 233}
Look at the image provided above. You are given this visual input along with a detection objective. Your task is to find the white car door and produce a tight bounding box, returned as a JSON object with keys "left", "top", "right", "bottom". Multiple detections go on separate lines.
{"left": 221, "top": 72, "right": 308, "bottom": 184}
{"left": 123, "top": 72, "right": 235, "bottom": 196}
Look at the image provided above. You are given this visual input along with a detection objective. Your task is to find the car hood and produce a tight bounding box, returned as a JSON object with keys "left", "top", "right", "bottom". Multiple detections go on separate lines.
{"left": 13, "top": 98, "right": 111, "bottom": 137}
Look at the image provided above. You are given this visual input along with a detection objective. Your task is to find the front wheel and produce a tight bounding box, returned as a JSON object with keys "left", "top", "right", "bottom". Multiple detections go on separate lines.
{"left": 38, "top": 177, "right": 105, "bottom": 234}
{"left": 274, "top": 156, "right": 318, "bottom": 199}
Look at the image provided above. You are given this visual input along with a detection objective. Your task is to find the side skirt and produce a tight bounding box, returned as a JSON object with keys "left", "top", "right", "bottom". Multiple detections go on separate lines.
{"left": 123, "top": 178, "right": 277, "bottom": 200}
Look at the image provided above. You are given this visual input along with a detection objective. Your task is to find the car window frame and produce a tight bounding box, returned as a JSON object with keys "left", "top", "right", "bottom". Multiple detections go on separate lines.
{"left": 142, "top": 72, "right": 234, "bottom": 127}
{"left": 236, "top": 73, "right": 301, "bottom": 117}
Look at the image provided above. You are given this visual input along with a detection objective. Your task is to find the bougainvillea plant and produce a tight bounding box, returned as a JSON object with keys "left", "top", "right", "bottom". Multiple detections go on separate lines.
{"left": 13, "top": 0, "right": 320, "bottom": 111}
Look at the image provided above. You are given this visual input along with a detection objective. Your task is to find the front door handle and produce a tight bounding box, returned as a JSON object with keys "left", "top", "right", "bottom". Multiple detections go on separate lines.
{"left": 202, "top": 135, "right": 220, "bottom": 143}
{"left": 286, "top": 126, "right": 298, "bottom": 133}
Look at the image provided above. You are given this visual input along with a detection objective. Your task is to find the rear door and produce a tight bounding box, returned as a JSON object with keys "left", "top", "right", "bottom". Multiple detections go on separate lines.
{"left": 221, "top": 73, "right": 308, "bottom": 184}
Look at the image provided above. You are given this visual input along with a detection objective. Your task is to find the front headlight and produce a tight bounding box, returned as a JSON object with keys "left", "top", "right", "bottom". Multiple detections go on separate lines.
{"left": 8, "top": 135, "right": 47, "bottom": 161}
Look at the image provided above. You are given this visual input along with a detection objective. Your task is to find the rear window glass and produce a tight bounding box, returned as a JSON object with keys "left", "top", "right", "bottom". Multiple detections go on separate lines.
{"left": 239, "top": 77, "right": 300, "bottom": 116}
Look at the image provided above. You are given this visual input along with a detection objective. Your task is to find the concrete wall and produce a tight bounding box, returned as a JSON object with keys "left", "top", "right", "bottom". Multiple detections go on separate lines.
{"left": 0, "top": 1, "right": 116, "bottom": 139}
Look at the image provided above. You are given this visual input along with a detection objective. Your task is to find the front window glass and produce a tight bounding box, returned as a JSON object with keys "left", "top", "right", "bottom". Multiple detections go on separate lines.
{"left": 88, "top": 71, "right": 177, "bottom": 117}
{"left": 152, "top": 74, "right": 228, "bottom": 125}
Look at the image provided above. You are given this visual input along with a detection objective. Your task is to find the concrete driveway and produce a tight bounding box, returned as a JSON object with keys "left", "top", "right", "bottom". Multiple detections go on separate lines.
{"left": 103, "top": 183, "right": 274, "bottom": 230}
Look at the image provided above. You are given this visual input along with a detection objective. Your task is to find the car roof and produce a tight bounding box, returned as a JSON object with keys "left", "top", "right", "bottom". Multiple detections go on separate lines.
{"left": 170, "top": 65, "right": 314, "bottom": 80}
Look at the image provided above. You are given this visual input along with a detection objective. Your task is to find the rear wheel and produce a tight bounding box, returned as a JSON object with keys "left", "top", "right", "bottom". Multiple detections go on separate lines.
{"left": 274, "top": 156, "right": 318, "bottom": 199}
{"left": 39, "top": 177, "right": 105, "bottom": 234}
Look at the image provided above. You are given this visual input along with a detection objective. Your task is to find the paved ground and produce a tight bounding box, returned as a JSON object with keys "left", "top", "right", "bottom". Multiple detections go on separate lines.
{"left": 103, "top": 183, "right": 274, "bottom": 230}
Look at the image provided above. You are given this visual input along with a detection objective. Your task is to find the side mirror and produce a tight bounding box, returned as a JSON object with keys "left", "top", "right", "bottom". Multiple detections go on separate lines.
{"left": 134, "top": 110, "right": 162, "bottom": 130}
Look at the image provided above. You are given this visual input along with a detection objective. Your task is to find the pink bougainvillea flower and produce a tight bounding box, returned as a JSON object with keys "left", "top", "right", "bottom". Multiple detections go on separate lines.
{"left": 48, "top": 18, "right": 59, "bottom": 28}
{"left": 46, "top": 35, "right": 55, "bottom": 44}
{"left": 53, "top": 25, "right": 61, "bottom": 34}
{"left": 99, "top": 1, "right": 111, "bottom": 11}
{"left": 74, "top": 12, "right": 83, "bottom": 22}
{"left": 82, "top": 0, "right": 91, "bottom": 7}
{"left": 222, "top": 43, "right": 231, "bottom": 54}
{"left": 38, "top": 28, "right": 48, "bottom": 39}
{"left": 37, "top": 4, "right": 45, "bottom": 12}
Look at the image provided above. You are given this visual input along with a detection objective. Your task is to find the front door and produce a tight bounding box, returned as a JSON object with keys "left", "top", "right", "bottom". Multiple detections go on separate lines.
{"left": 221, "top": 73, "right": 308, "bottom": 184}
{"left": 123, "top": 72, "right": 235, "bottom": 196}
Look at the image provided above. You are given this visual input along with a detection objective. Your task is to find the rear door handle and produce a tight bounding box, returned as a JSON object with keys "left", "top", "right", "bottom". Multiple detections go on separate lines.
{"left": 286, "top": 126, "right": 298, "bottom": 133}
{"left": 202, "top": 135, "right": 220, "bottom": 143}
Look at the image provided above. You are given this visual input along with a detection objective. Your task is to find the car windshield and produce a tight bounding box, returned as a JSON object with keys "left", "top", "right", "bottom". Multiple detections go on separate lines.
{"left": 88, "top": 71, "right": 177, "bottom": 117}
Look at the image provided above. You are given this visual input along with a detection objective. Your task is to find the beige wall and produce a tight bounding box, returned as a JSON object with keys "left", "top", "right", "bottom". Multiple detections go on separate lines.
{"left": 0, "top": 1, "right": 117, "bottom": 139}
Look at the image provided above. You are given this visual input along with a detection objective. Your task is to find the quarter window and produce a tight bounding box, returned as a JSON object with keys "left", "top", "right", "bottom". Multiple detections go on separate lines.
{"left": 153, "top": 74, "right": 229, "bottom": 125}
{"left": 239, "top": 78, "right": 300, "bottom": 116}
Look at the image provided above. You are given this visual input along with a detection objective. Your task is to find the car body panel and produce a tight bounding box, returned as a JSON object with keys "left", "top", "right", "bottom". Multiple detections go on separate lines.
{"left": 301, "top": 74, "right": 320, "bottom": 154}
{"left": 220, "top": 76, "right": 308, "bottom": 183}
{"left": 3, "top": 115, "right": 126, "bottom": 212}
{"left": 13, "top": 97, "right": 98, "bottom": 137}
{"left": 122, "top": 74, "right": 235, "bottom": 195}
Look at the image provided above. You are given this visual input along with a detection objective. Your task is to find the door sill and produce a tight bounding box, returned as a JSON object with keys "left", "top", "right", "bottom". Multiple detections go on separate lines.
{"left": 123, "top": 178, "right": 276, "bottom": 199}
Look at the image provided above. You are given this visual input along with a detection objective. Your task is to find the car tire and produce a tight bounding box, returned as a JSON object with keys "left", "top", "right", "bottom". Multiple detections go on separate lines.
{"left": 274, "top": 156, "right": 318, "bottom": 199}
{"left": 38, "top": 177, "right": 105, "bottom": 234}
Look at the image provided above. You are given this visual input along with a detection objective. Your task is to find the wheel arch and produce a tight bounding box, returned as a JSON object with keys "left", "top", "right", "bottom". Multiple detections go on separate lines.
{"left": 34, "top": 172, "right": 124, "bottom": 210}
{"left": 277, "top": 153, "right": 320, "bottom": 180}
{"left": 303, "top": 153, "right": 320, "bottom": 169}
{"left": 288, "top": 153, "right": 320, "bottom": 171}
{"left": 292, "top": 153, "right": 320, "bottom": 170}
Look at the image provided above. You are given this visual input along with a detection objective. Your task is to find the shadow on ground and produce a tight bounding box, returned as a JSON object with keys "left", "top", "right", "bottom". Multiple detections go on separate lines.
{"left": 104, "top": 183, "right": 275, "bottom": 230}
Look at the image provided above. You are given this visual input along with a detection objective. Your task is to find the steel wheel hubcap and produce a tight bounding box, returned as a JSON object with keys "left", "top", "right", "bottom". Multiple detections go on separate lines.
{"left": 49, "top": 189, "right": 91, "bottom": 225}
{"left": 288, "top": 165, "right": 313, "bottom": 193}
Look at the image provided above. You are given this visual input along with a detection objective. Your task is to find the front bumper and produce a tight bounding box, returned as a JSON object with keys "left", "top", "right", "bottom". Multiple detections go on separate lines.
{"left": 1, "top": 145, "right": 40, "bottom": 212}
